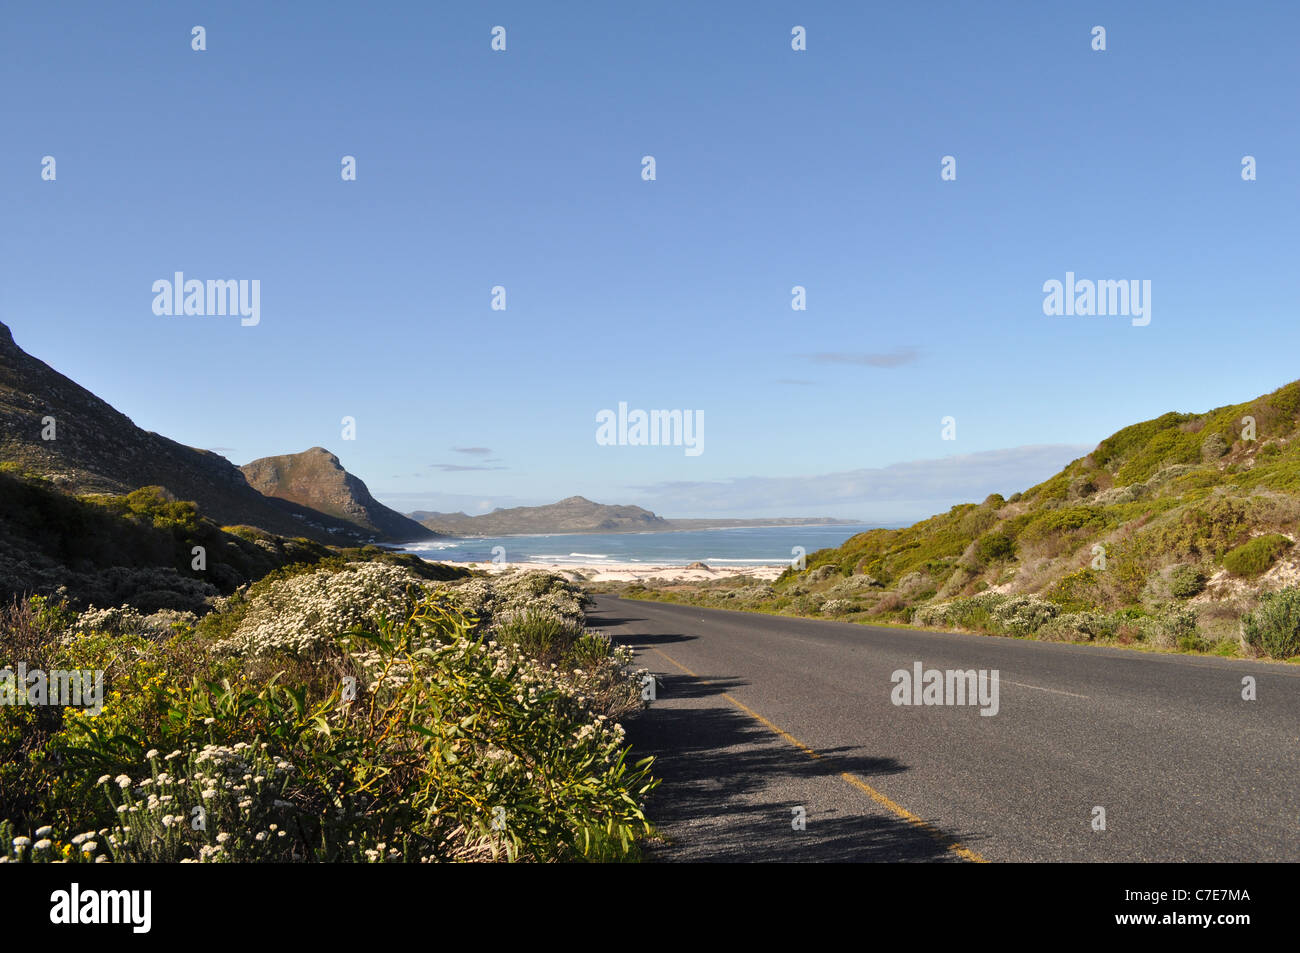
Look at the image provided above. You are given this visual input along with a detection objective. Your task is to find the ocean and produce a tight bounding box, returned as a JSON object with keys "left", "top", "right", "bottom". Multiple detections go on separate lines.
{"left": 396, "top": 524, "right": 882, "bottom": 568}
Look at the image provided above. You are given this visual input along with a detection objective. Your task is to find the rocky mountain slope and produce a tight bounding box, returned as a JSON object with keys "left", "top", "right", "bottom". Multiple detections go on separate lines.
{"left": 242, "top": 448, "right": 434, "bottom": 542}
{"left": 0, "top": 321, "right": 399, "bottom": 545}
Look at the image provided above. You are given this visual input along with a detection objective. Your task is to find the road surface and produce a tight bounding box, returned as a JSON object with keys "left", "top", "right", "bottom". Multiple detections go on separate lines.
{"left": 591, "top": 595, "right": 1300, "bottom": 862}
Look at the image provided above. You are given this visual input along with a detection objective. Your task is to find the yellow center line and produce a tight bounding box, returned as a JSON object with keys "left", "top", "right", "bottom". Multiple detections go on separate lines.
{"left": 648, "top": 645, "right": 988, "bottom": 864}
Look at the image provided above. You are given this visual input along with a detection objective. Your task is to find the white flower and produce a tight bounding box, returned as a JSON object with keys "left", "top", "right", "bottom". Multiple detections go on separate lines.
{"left": 34, "top": 826, "right": 53, "bottom": 838}
{"left": 145, "top": 749, "right": 159, "bottom": 760}
{"left": 115, "top": 775, "right": 132, "bottom": 789}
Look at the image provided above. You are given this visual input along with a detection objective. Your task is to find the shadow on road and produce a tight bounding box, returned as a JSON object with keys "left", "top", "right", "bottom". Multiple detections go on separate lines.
{"left": 648, "top": 671, "right": 748, "bottom": 699}
{"left": 611, "top": 631, "right": 699, "bottom": 647}
{"left": 624, "top": 676, "right": 975, "bottom": 862}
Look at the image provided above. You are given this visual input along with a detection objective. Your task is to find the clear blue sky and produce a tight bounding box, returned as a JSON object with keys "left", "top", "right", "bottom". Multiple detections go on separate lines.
{"left": 3, "top": 2, "right": 1298, "bottom": 521}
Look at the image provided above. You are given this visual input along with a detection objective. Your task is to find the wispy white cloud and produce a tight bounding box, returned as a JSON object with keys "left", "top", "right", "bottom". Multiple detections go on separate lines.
{"left": 805, "top": 347, "right": 920, "bottom": 368}
{"left": 629, "top": 444, "right": 1092, "bottom": 520}
{"left": 430, "top": 463, "right": 508, "bottom": 472}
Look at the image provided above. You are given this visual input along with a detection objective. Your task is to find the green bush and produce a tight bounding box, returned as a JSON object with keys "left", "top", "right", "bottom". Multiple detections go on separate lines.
{"left": 1222, "top": 533, "right": 1292, "bottom": 577}
{"left": 1168, "top": 564, "right": 1207, "bottom": 598}
{"left": 1, "top": 571, "right": 655, "bottom": 862}
{"left": 1241, "top": 588, "right": 1300, "bottom": 659}
{"left": 1137, "top": 606, "right": 1200, "bottom": 648}
{"left": 974, "top": 532, "right": 1016, "bottom": 564}
{"left": 1043, "top": 569, "right": 1105, "bottom": 611}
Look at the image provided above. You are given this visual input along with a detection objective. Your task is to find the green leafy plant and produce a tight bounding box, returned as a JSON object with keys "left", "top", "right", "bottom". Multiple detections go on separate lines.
{"left": 1241, "top": 588, "right": 1300, "bottom": 659}
{"left": 1222, "top": 534, "right": 1292, "bottom": 577}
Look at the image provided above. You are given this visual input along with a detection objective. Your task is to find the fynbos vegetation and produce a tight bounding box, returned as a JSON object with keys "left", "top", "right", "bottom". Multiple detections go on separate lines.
{"left": 627, "top": 381, "right": 1300, "bottom": 661}
{"left": 0, "top": 567, "right": 655, "bottom": 863}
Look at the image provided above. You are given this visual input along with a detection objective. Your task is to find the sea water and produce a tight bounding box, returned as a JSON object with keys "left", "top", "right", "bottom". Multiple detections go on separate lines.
{"left": 396, "top": 524, "right": 883, "bottom": 568}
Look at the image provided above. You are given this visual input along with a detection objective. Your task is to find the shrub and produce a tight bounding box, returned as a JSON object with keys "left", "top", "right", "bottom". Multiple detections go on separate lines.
{"left": 1241, "top": 588, "right": 1300, "bottom": 659}
{"left": 212, "top": 562, "right": 429, "bottom": 657}
{"left": 1137, "top": 606, "right": 1200, "bottom": 649}
{"left": 4, "top": 590, "right": 655, "bottom": 862}
{"left": 1043, "top": 569, "right": 1105, "bottom": 611}
{"left": 1222, "top": 534, "right": 1292, "bottom": 577}
{"left": 974, "top": 532, "right": 1016, "bottom": 565}
{"left": 1039, "top": 611, "right": 1117, "bottom": 642}
{"left": 1168, "top": 564, "right": 1207, "bottom": 599}
{"left": 438, "top": 571, "right": 589, "bottom": 631}
{"left": 1200, "top": 433, "right": 1229, "bottom": 461}
{"left": 990, "top": 595, "right": 1058, "bottom": 635}
{"left": 913, "top": 592, "right": 1005, "bottom": 631}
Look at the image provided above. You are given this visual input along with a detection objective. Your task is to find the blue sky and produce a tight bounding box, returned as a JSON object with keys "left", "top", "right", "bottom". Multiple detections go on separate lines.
{"left": 3, "top": 2, "right": 1298, "bottom": 522}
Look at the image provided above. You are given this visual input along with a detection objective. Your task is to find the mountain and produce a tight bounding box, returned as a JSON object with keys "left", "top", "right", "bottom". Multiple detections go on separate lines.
{"left": 629, "top": 379, "right": 1300, "bottom": 656}
{"left": 414, "top": 496, "right": 672, "bottom": 535}
{"left": 242, "top": 448, "right": 434, "bottom": 542}
{"left": 0, "top": 321, "right": 395, "bottom": 545}
{"left": 412, "top": 497, "right": 861, "bottom": 536}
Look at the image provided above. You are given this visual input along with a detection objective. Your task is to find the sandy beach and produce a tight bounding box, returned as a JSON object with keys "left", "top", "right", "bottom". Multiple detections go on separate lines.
{"left": 461, "top": 560, "right": 787, "bottom": 583}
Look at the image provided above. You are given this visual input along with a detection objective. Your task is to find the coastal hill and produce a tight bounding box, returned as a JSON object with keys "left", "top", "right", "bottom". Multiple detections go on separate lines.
{"left": 242, "top": 448, "right": 434, "bottom": 542}
{"left": 413, "top": 496, "right": 671, "bottom": 535}
{"left": 0, "top": 321, "right": 406, "bottom": 546}
{"left": 633, "top": 378, "right": 1300, "bottom": 652}
{"left": 411, "top": 495, "right": 855, "bottom": 536}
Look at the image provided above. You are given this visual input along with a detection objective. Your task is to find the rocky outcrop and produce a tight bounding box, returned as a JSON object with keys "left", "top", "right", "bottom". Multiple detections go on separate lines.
{"left": 0, "top": 320, "right": 396, "bottom": 544}
{"left": 242, "top": 448, "right": 434, "bottom": 542}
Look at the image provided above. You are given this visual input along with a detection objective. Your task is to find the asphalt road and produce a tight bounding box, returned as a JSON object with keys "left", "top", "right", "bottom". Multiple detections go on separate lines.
{"left": 591, "top": 595, "right": 1300, "bottom": 862}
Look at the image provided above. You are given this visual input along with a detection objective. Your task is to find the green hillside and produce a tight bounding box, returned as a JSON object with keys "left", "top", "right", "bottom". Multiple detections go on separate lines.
{"left": 0, "top": 466, "right": 463, "bottom": 614}
{"left": 627, "top": 380, "right": 1300, "bottom": 660}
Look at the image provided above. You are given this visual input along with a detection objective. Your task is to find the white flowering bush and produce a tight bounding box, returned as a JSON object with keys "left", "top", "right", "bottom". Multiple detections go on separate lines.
{"left": 990, "top": 595, "right": 1059, "bottom": 635}
{"left": 819, "top": 599, "right": 855, "bottom": 615}
{"left": 436, "top": 570, "right": 589, "bottom": 631}
{"left": 7, "top": 573, "right": 654, "bottom": 862}
{"left": 71, "top": 605, "right": 196, "bottom": 640}
{"left": 720, "top": 585, "right": 776, "bottom": 605}
{"left": 0, "top": 820, "right": 110, "bottom": 863}
{"left": 213, "top": 562, "right": 430, "bottom": 657}
{"left": 94, "top": 744, "right": 302, "bottom": 863}
{"left": 913, "top": 592, "right": 1007, "bottom": 629}
{"left": 1038, "top": 610, "right": 1119, "bottom": 643}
